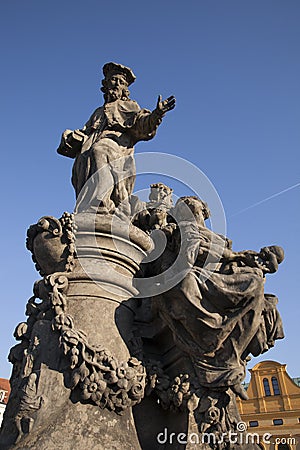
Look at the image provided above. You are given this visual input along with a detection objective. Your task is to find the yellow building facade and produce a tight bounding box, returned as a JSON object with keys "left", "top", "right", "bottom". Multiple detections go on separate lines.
{"left": 237, "top": 361, "right": 300, "bottom": 450}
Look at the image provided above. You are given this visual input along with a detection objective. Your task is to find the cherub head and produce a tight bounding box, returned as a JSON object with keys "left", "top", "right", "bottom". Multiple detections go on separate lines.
{"left": 259, "top": 245, "right": 284, "bottom": 273}
{"left": 260, "top": 245, "right": 284, "bottom": 264}
{"left": 148, "top": 183, "right": 173, "bottom": 208}
{"left": 174, "top": 196, "right": 210, "bottom": 226}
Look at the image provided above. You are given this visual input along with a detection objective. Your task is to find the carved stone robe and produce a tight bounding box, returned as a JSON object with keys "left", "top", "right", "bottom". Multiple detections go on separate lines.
{"left": 156, "top": 221, "right": 284, "bottom": 389}
{"left": 61, "top": 99, "right": 162, "bottom": 213}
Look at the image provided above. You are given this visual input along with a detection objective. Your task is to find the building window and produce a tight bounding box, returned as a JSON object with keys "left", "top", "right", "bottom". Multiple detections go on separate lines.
{"left": 249, "top": 421, "right": 259, "bottom": 427}
{"left": 0, "top": 391, "right": 6, "bottom": 402}
{"left": 273, "top": 419, "right": 283, "bottom": 426}
{"left": 263, "top": 378, "right": 271, "bottom": 396}
{"left": 271, "top": 376, "right": 281, "bottom": 395}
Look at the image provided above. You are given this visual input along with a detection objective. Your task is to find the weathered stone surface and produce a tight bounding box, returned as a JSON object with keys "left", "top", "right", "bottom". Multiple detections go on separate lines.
{"left": 26, "top": 212, "right": 76, "bottom": 276}
{"left": 131, "top": 194, "right": 284, "bottom": 448}
{"left": 57, "top": 62, "right": 175, "bottom": 216}
{"left": 0, "top": 61, "right": 284, "bottom": 449}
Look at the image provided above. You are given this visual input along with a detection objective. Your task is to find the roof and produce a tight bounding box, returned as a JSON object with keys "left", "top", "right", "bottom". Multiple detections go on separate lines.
{"left": 250, "top": 360, "right": 285, "bottom": 371}
{"left": 0, "top": 378, "right": 11, "bottom": 404}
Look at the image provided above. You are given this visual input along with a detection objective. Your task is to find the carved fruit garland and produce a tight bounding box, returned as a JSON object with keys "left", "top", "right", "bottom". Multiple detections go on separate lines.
{"left": 52, "top": 312, "right": 146, "bottom": 414}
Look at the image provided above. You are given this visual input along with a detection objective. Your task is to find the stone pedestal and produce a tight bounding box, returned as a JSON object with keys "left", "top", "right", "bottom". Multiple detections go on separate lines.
{"left": 0, "top": 201, "right": 285, "bottom": 450}
{"left": 0, "top": 212, "right": 152, "bottom": 450}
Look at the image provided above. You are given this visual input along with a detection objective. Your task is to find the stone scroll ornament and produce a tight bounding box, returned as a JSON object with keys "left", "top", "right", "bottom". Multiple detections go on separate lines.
{"left": 26, "top": 212, "right": 77, "bottom": 276}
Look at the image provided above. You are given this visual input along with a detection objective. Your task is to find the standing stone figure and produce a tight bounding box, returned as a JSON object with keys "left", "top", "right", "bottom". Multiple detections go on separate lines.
{"left": 57, "top": 62, "right": 175, "bottom": 215}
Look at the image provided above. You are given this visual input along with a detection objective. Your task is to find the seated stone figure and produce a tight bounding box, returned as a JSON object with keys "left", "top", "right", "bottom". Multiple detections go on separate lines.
{"left": 154, "top": 196, "right": 284, "bottom": 400}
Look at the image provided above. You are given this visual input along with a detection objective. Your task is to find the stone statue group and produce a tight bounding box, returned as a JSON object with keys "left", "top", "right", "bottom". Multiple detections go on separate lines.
{"left": 57, "top": 62, "right": 283, "bottom": 402}
{"left": 0, "top": 62, "right": 284, "bottom": 449}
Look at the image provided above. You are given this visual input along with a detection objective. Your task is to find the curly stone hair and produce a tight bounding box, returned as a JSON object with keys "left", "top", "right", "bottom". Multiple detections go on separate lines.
{"left": 177, "top": 196, "right": 211, "bottom": 220}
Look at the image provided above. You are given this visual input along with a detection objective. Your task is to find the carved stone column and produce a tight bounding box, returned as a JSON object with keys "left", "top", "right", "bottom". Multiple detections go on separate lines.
{"left": 0, "top": 212, "right": 152, "bottom": 450}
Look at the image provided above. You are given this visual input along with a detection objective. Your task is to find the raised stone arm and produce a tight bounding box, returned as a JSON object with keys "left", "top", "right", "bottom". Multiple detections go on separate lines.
{"left": 136, "top": 95, "right": 174, "bottom": 133}
{"left": 153, "top": 95, "right": 176, "bottom": 118}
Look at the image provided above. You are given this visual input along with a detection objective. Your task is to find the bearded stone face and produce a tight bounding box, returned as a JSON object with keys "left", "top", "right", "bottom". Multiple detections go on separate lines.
{"left": 106, "top": 73, "right": 128, "bottom": 102}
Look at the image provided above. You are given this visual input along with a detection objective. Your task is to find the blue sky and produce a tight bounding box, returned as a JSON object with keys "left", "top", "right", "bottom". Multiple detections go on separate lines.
{"left": 0, "top": 1, "right": 299, "bottom": 381}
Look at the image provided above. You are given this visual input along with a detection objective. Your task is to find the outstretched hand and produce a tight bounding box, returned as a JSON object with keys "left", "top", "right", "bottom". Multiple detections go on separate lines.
{"left": 155, "top": 95, "right": 176, "bottom": 115}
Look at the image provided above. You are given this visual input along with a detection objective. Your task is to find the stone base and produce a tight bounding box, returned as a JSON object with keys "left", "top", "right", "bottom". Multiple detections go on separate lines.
{"left": 0, "top": 213, "right": 151, "bottom": 449}
{"left": 0, "top": 317, "right": 142, "bottom": 450}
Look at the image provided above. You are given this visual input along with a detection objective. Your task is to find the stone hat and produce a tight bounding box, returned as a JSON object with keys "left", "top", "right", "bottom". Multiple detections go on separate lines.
{"left": 102, "top": 62, "right": 136, "bottom": 86}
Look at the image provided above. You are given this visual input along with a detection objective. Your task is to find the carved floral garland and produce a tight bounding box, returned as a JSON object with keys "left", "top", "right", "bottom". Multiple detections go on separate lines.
{"left": 9, "top": 272, "right": 146, "bottom": 418}
{"left": 43, "top": 274, "right": 146, "bottom": 415}
{"left": 52, "top": 312, "right": 146, "bottom": 414}
{"left": 9, "top": 271, "right": 240, "bottom": 449}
